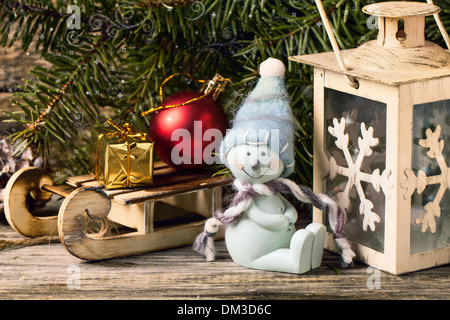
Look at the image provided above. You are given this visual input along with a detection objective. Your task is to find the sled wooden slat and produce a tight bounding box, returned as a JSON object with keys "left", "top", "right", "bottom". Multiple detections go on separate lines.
{"left": 113, "top": 175, "right": 232, "bottom": 205}
{"left": 64, "top": 163, "right": 182, "bottom": 189}
{"left": 64, "top": 162, "right": 221, "bottom": 189}
{"left": 65, "top": 174, "right": 99, "bottom": 188}
{"left": 34, "top": 161, "right": 230, "bottom": 204}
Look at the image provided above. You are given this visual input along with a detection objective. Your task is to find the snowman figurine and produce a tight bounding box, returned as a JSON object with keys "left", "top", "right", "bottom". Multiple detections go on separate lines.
{"left": 193, "top": 58, "right": 355, "bottom": 274}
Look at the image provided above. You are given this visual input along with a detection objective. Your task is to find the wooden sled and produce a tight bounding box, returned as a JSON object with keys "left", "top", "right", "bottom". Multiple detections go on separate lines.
{"left": 3, "top": 162, "right": 232, "bottom": 261}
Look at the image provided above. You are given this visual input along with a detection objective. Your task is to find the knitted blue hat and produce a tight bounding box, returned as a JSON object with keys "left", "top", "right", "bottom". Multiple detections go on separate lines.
{"left": 221, "top": 58, "right": 295, "bottom": 177}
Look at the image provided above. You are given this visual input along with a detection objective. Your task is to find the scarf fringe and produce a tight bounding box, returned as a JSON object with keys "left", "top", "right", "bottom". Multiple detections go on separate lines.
{"left": 193, "top": 178, "right": 355, "bottom": 267}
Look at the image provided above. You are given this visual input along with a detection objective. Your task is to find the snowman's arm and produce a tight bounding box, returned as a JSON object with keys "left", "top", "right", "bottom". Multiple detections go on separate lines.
{"left": 280, "top": 196, "right": 298, "bottom": 224}
{"left": 247, "top": 205, "right": 290, "bottom": 231}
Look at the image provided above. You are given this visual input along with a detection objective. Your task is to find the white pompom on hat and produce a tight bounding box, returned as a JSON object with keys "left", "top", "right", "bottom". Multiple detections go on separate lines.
{"left": 259, "top": 57, "right": 286, "bottom": 77}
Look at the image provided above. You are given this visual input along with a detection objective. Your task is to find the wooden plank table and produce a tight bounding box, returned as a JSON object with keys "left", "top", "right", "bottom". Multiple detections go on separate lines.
{"left": 0, "top": 213, "right": 448, "bottom": 300}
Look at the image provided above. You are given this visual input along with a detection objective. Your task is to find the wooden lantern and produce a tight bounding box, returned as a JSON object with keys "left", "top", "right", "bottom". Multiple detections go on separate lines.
{"left": 290, "top": 1, "right": 450, "bottom": 275}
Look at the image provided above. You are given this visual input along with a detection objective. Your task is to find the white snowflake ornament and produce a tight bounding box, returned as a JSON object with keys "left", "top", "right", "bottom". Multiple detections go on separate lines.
{"left": 325, "top": 117, "right": 394, "bottom": 232}
{"left": 401, "top": 125, "right": 449, "bottom": 233}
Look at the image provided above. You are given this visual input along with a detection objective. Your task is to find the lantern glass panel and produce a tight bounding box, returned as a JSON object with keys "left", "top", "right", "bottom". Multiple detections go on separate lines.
{"left": 323, "top": 88, "right": 387, "bottom": 253}
{"left": 410, "top": 99, "right": 450, "bottom": 254}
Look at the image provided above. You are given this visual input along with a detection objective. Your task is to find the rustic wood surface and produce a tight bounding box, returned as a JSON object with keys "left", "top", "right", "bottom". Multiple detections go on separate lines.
{"left": 0, "top": 213, "right": 448, "bottom": 300}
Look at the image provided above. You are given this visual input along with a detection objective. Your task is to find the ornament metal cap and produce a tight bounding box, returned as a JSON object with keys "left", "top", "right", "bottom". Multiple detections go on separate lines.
{"left": 200, "top": 74, "right": 231, "bottom": 101}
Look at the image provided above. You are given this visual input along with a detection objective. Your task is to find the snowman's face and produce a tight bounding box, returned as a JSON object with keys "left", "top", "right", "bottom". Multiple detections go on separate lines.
{"left": 226, "top": 144, "right": 284, "bottom": 184}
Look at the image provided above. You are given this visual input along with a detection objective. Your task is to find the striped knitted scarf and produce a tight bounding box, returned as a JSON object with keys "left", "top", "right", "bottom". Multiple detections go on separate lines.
{"left": 193, "top": 178, "right": 355, "bottom": 268}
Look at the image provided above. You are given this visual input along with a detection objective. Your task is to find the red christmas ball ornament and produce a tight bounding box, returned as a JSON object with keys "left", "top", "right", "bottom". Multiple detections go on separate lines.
{"left": 148, "top": 90, "right": 229, "bottom": 170}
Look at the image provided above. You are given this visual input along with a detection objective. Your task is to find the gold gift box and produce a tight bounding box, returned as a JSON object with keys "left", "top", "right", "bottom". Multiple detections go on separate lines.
{"left": 89, "top": 125, "right": 154, "bottom": 189}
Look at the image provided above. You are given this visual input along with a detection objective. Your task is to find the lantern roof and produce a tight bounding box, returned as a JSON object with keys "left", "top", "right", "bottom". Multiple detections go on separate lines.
{"left": 363, "top": 1, "right": 440, "bottom": 18}
{"left": 289, "top": 1, "right": 450, "bottom": 86}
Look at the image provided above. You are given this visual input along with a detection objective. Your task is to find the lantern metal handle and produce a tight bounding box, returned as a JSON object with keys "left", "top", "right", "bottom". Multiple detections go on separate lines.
{"left": 314, "top": 0, "right": 359, "bottom": 89}
{"left": 427, "top": 0, "right": 450, "bottom": 50}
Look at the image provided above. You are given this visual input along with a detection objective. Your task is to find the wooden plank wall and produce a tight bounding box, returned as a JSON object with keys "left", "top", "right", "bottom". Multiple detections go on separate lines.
{"left": 1, "top": 41, "right": 51, "bottom": 129}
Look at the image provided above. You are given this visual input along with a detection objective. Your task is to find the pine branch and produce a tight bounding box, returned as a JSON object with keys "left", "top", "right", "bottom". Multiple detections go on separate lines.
{"left": 1, "top": 0, "right": 448, "bottom": 186}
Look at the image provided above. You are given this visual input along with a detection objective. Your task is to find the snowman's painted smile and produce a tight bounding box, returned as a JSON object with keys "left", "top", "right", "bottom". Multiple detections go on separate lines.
{"left": 243, "top": 167, "right": 270, "bottom": 179}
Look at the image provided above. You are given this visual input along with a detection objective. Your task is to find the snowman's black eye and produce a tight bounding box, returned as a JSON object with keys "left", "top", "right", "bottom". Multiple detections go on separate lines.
{"left": 247, "top": 152, "right": 251, "bottom": 156}
{"left": 260, "top": 151, "right": 266, "bottom": 156}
